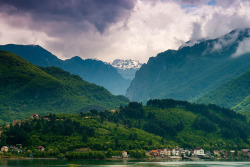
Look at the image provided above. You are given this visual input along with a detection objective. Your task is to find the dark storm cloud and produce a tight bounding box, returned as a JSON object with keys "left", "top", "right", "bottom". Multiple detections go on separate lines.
{"left": 0, "top": 0, "right": 136, "bottom": 33}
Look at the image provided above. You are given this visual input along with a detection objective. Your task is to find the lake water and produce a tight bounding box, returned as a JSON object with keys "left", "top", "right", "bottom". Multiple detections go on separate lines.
{"left": 0, "top": 159, "right": 249, "bottom": 167}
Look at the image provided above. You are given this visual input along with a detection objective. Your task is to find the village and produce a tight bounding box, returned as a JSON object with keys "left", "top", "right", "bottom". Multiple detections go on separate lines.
{"left": 0, "top": 114, "right": 249, "bottom": 160}
{"left": 112, "top": 146, "right": 250, "bottom": 159}
{"left": 1, "top": 144, "right": 250, "bottom": 160}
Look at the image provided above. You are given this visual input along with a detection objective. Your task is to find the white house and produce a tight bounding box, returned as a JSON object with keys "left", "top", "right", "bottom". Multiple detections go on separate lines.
{"left": 193, "top": 148, "right": 205, "bottom": 156}
{"left": 164, "top": 148, "right": 171, "bottom": 156}
{"left": 1, "top": 146, "right": 8, "bottom": 152}
{"left": 159, "top": 150, "right": 165, "bottom": 156}
{"left": 172, "top": 146, "right": 179, "bottom": 156}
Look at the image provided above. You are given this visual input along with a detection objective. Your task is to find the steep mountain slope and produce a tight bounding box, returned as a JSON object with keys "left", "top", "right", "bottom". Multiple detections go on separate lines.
{"left": 112, "top": 59, "right": 142, "bottom": 80}
{"left": 126, "top": 28, "right": 250, "bottom": 102}
{"left": 0, "top": 51, "right": 129, "bottom": 124}
{"left": 0, "top": 44, "right": 130, "bottom": 95}
{"left": 197, "top": 70, "right": 250, "bottom": 111}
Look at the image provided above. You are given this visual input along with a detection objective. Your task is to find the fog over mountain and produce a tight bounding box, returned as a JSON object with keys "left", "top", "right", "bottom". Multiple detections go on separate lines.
{"left": 126, "top": 28, "right": 250, "bottom": 102}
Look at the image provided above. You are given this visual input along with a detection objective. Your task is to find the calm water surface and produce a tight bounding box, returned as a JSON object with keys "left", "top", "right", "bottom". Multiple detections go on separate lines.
{"left": 0, "top": 159, "right": 249, "bottom": 167}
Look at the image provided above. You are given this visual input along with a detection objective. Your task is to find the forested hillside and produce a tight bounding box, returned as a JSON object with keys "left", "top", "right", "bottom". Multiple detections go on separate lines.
{"left": 0, "top": 51, "right": 128, "bottom": 124}
{"left": 1, "top": 99, "right": 249, "bottom": 159}
{"left": 197, "top": 70, "right": 250, "bottom": 112}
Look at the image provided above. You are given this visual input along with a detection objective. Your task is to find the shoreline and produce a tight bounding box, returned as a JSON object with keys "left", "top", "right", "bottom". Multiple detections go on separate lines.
{"left": 0, "top": 155, "right": 249, "bottom": 161}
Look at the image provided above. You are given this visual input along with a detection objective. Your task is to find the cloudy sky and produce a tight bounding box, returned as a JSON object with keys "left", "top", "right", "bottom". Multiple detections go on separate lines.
{"left": 0, "top": 0, "right": 250, "bottom": 63}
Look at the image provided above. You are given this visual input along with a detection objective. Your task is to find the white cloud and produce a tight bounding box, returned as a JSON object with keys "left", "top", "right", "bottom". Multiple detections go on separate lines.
{"left": 1, "top": 0, "right": 250, "bottom": 63}
{"left": 232, "top": 31, "right": 250, "bottom": 58}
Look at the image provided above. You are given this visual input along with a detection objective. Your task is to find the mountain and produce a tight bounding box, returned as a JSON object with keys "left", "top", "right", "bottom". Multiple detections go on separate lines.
{"left": 0, "top": 44, "right": 130, "bottom": 95}
{"left": 1, "top": 99, "right": 249, "bottom": 158}
{"left": 112, "top": 59, "right": 142, "bottom": 80}
{"left": 61, "top": 57, "right": 131, "bottom": 95}
{"left": 126, "top": 28, "right": 250, "bottom": 102}
{"left": 0, "top": 50, "right": 129, "bottom": 124}
{"left": 197, "top": 70, "right": 250, "bottom": 112}
{"left": 112, "top": 59, "right": 142, "bottom": 70}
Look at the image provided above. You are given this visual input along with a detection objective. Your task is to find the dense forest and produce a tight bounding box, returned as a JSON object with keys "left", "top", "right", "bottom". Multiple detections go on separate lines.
{"left": 1, "top": 99, "right": 249, "bottom": 159}
{"left": 197, "top": 70, "right": 250, "bottom": 114}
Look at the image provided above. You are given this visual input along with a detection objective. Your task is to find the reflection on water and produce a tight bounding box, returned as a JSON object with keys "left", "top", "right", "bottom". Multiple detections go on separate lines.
{"left": 0, "top": 159, "right": 249, "bottom": 167}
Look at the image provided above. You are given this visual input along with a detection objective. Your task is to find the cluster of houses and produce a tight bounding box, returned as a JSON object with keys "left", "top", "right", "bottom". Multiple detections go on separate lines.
{"left": 0, "top": 144, "right": 22, "bottom": 153}
{"left": 147, "top": 147, "right": 250, "bottom": 159}
{"left": 0, "top": 144, "right": 45, "bottom": 153}
{"left": 114, "top": 147, "right": 250, "bottom": 159}
{"left": 148, "top": 147, "right": 205, "bottom": 158}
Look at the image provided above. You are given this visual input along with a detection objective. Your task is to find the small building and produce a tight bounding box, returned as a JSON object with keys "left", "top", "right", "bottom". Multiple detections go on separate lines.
{"left": 43, "top": 117, "right": 50, "bottom": 121}
{"left": 12, "top": 120, "right": 19, "bottom": 126}
{"left": 122, "top": 150, "right": 128, "bottom": 158}
{"left": 230, "top": 150, "right": 235, "bottom": 155}
{"left": 241, "top": 149, "right": 249, "bottom": 157}
{"left": 193, "top": 148, "right": 205, "bottom": 156}
{"left": 172, "top": 146, "right": 179, "bottom": 156}
{"left": 180, "top": 149, "right": 190, "bottom": 157}
{"left": 213, "top": 150, "right": 220, "bottom": 156}
{"left": 9, "top": 146, "right": 20, "bottom": 153}
{"left": 1, "top": 146, "right": 8, "bottom": 152}
{"left": 159, "top": 150, "right": 165, "bottom": 156}
{"left": 37, "top": 146, "right": 45, "bottom": 152}
{"left": 150, "top": 150, "right": 158, "bottom": 156}
{"left": 31, "top": 114, "right": 39, "bottom": 119}
{"left": 164, "top": 148, "right": 171, "bottom": 156}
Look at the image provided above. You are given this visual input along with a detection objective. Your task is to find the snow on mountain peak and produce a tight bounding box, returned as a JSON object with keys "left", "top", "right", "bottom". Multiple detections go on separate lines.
{"left": 112, "top": 59, "right": 142, "bottom": 70}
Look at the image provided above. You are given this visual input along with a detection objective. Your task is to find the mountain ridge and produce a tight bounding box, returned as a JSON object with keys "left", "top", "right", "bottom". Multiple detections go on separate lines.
{"left": 126, "top": 28, "right": 250, "bottom": 102}
{"left": 0, "top": 44, "right": 130, "bottom": 95}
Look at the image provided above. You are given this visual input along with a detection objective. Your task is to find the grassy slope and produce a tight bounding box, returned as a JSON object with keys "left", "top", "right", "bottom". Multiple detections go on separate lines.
{"left": 0, "top": 51, "right": 128, "bottom": 123}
